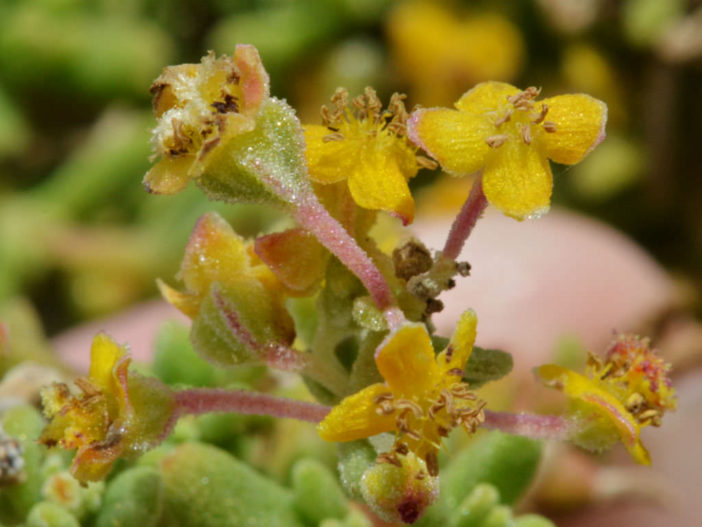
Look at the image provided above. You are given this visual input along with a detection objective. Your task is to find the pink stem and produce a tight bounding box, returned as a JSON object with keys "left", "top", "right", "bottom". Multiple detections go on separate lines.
{"left": 484, "top": 410, "right": 572, "bottom": 440}
{"left": 295, "top": 193, "right": 398, "bottom": 314}
{"left": 442, "top": 173, "right": 488, "bottom": 260}
{"left": 174, "top": 388, "right": 331, "bottom": 423}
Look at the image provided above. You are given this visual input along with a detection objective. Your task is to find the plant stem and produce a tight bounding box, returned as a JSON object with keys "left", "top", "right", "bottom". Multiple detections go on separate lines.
{"left": 484, "top": 410, "right": 572, "bottom": 440}
{"left": 295, "top": 193, "right": 399, "bottom": 316}
{"left": 174, "top": 388, "right": 331, "bottom": 423}
{"left": 174, "top": 387, "right": 570, "bottom": 443}
{"left": 442, "top": 173, "right": 488, "bottom": 260}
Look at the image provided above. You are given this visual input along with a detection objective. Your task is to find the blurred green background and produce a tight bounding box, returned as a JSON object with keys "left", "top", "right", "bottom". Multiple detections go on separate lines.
{"left": 0, "top": 0, "right": 700, "bottom": 334}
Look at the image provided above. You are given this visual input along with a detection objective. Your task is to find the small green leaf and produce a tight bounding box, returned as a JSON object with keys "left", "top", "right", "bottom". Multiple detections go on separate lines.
{"left": 95, "top": 467, "right": 163, "bottom": 527}
{"left": 441, "top": 432, "right": 541, "bottom": 508}
{"left": 448, "top": 484, "right": 500, "bottom": 527}
{"left": 464, "top": 347, "right": 513, "bottom": 388}
{"left": 292, "top": 459, "right": 348, "bottom": 524}
{"left": 152, "top": 321, "right": 216, "bottom": 387}
{"left": 336, "top": 440, "right": 377, "bottom": 501}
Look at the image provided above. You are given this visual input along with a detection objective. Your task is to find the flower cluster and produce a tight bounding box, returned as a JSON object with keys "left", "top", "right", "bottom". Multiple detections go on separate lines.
{"left": 35, "top": 44, "right": 676, "bottom": 525}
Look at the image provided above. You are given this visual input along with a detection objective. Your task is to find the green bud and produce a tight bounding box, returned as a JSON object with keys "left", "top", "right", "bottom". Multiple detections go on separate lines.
{"left": 442, "top": 432, "right": 541, "bottom": 509}
{"left": 196, "top": 98, "right": 310, "bottom": 207}
{"left": 361, "top": 453, "right": 439, "bottom": 524}
{"left": 95, "top": 467, "right": 163, "bottom": 527}
{"left": 26, "top": 502, "right": 79, "bottom": 527}
{"left": 352, "top": 296, "right": 387, "bottom": 332}
{"left": 463, "top": 347, "right": 514, "bottom": 389}
{"left": 159, "top": 442, "right": 303, "bottom": 527}
{"left": 292, "top": 459, "right": 348, "bottom": 524}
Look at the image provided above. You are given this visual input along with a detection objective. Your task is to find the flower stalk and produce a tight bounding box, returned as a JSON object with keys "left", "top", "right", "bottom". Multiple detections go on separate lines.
{"left": 442, "top": 173, "right": 488, "bottom": 260}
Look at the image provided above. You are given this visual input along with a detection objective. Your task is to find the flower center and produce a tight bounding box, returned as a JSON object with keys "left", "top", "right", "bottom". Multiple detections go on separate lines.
{"left": 373, "top": 381, "right": 485, "bottom": 475}
{"left": 319, "top": 87, "right": 438, "bottom": 170}
{"left": 150, "top": 53, "right": 244, "bottom": 161}
{"left": 484, "top": 86, "right": 557, "bottom": 150}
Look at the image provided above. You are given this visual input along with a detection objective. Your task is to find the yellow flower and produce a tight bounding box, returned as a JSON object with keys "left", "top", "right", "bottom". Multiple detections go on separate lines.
{"left": 144, "top": 45, "right": 269, "bottom": 194}
{"left": 157, "top": 211, "right": 289, "bottom": 323}
{"left": 407, "top": 81, "right": 607, "bottom": 220}
{"left": 387, "top": 1, "right": 524, "bottom": 105}
{"left": 304, "top": 87, "right": 431, "bottom": 225}
{"left": 536, "top": 335, "right": 676, "bottom": 465}
{"left": 317, "top": 310, "right": 484, "bottom": 475}
{"left": 40, "top": 334, "right": 174, "bottom": 481}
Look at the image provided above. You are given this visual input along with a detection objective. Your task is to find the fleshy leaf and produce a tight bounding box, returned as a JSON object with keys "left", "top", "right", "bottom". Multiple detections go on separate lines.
{"left": 463, "top": 346, "right": 514, "bottom": 388}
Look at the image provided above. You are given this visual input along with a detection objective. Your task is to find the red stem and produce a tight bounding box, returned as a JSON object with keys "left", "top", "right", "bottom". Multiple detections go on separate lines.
{"left": 295, "top": 193, "right": 397, "bottom": 313}
{"left": 173, "top": 387, "right": 571, "bottom": 442}
{"left": 484, "top": 410, "right": 572, "bottom": 440}
{"left": 442, "top": 173, "right": 488, "bottom": 260}
{"left": 174, "top": 388, "right": 331, "bottom": 423}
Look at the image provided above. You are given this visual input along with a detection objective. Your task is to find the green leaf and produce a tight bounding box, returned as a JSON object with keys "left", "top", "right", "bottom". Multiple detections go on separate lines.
{"left": 336, "top": 440, "right": 377, "bottom": 501}
{"left": 95, "top": 467, "right": 164, "bottom": 527}
{"left": 292, "top": 459, "right": 348, "bottom": 525}
{"left": 463, "top": 347, "right": 513, "bottom": 388}
{"left": 159, "top": 442, "right": 303, "bottom": 527}
{"left": 441, "top": 432, "right": 541, "bottom": 508}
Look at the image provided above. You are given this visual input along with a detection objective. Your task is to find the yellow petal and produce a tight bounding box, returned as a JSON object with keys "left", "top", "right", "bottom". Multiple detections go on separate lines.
{"left": 438, "top": 309, "right": 477, "bottom": 373}
{"left": 317, "top": 383, "right": 397, "bottom": 442}
{"left": 347, "top": 148, "right": 415, "bottom": 225}
{"left": 156, "top": 279, "right": 201, "bottom": 318}
{"left": 538, "top": 94, "right": 607, "bottom": 165}
{"left": 143, "top": 156, "right": 194, "bottom": 194}
{"left": 408, "top": 108, "right": 492, "bottom": 176}
{"left": 375, "top": 324, "right": 439, "bottom": 397}
{"left": 482, "top": 140, "right": 553, "bottom": 220}
{"left": 537, "top": 364, "right": 650, "bottom": 465}
{"left": 179, "top": 212, "right": 249, "bottom": 294}
{"left": 304, "top": 125, "right": 356, "bottom": 184}
{"left": 454, "top": 81, "right": 520, "bottom": 113}
{"left": 89, "top": 334, "right": 125, "bottom": 393}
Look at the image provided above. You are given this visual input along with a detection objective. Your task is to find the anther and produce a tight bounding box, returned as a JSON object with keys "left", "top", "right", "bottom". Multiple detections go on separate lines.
{"left": 377, "top": 452, "right": 402, "bottom": 467}
{"left": 520, "top": 124, "right": 532, "bottom": 145}
{"left": 486, "top": 134, "right": 509, "bottom": 148}
{"left": 495, "top": 109, "right": 513, "bottom": 127}
{"left": 425, "top": 452, "right": 439, "bottom": 477}
{"left": 322, "top": 132, "right": 345, "bottom": 143}
{"left": 416, "top": 155, "right": 439, "bottom": 170}
{"left": 542, "top": 121, "right": 557, "bottom": 133}
{"left": 532, "top": 104, "right": 549, "bottom": 124}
